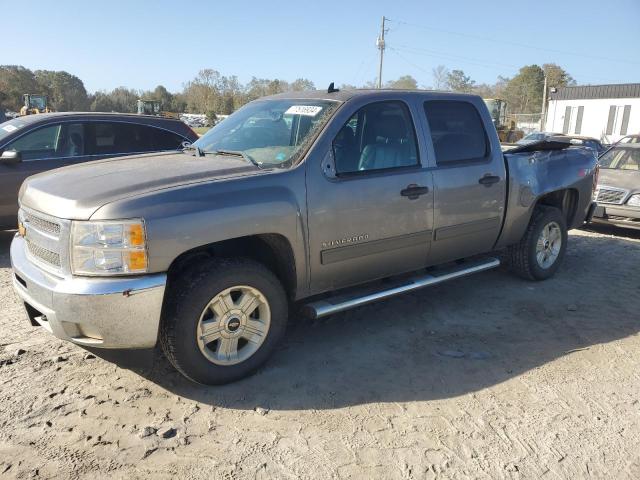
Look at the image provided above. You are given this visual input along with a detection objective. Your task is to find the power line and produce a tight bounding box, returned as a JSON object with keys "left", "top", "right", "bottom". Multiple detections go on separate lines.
{"left": 392, "top": 44, "right": 520, "bottom": 70}
{"left": 387, "top": 47, "right": 434, "bottom": 76}
{"left": 392, "top": 45, "right": 626, "bottom": 85}
{"left": 350, "top": 53, "right": 379, "bottom": 86}
{"left": 380, "top": 15, "right": 629, "bottom": 87}
{"left": 387, "top": 18, "right": 640, "bottom": 67}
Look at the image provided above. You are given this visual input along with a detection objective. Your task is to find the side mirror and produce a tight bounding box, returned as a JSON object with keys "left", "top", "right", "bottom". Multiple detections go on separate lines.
{"left": 0, "top": 150, "right": 21, "bottom": 164}
{"left": 321, "top": 149, "right": 337, "bottom": 179}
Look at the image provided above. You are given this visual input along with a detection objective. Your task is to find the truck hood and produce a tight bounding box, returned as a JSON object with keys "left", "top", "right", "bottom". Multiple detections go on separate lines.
{"left": 19, "top": 151, "right": 262, "bottom": 220}
{"left": 598, "top": 168, "right": 640, "bottom": 193}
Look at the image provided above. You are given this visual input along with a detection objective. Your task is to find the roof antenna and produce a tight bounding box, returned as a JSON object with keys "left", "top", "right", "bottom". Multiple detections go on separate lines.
{"left": 327, "top": 82, "right": 340, "bottom": 93}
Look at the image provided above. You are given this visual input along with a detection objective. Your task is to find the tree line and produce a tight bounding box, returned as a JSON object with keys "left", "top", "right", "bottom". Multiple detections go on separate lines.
{"left": 0, "top": 62, "right": 575, "bottom": 117}
{"left": 0, "top": 65, "right": 317, "bottom": 117}
{"left": 342, "top": 63, "right": 575, "bottom": 115}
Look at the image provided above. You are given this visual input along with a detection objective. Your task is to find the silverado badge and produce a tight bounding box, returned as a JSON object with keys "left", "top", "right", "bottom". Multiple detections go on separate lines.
{"left": 322, "top": 234, "right": 369, "bottom": 249}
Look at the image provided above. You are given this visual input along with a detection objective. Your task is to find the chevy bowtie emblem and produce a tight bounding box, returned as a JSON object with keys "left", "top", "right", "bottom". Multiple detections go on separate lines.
{"left": 18, "top": 222, "right": 26, "bottom": 237}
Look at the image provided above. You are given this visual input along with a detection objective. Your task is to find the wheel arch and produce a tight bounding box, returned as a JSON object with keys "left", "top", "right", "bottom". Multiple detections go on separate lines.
{"left": 496, "top": 186, "right": 580, "bottom": 249}
{"left": 534, "top": 188, "right": 579, "bottom": 226}
{"left": 166, "top": 233, "right": 298, "bottom": 301}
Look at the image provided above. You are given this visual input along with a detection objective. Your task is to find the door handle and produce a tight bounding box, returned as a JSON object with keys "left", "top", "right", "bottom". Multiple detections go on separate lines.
{"left": 478, "top": 174, "right": 500, "bottom": 186}
{"left": 401, "top": 184, "right": 430, "bottom": 200}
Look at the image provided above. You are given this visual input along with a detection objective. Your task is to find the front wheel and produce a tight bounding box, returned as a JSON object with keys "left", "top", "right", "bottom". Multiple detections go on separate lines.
{"left": 160, "top": 258, "right": 288, "bottom": 385}
{"left": 506, "top": 206, "right": 568, "bottom": 281}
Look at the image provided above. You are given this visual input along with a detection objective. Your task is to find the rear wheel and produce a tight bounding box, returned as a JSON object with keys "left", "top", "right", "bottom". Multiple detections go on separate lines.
{"left": 160, "top": 258, "right": 287, "bottom": 384}
{"left": 506, "top": 206, "right": 568, "bottom": 281}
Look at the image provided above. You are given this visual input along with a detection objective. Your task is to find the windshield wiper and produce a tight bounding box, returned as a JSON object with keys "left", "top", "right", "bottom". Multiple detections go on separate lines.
{"left": 182, "top": 143, "right": 204, "bottom": 157}
{"left": 208, "top": 149, "right": 261, "bottom": 167}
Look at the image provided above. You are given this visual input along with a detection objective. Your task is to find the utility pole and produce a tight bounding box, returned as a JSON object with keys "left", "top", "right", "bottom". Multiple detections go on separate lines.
{"left": 376, "top": 16, "right": 386, "bottom": 89}
{"left": 540, "top": 73, "right": 548, "bottom": 131}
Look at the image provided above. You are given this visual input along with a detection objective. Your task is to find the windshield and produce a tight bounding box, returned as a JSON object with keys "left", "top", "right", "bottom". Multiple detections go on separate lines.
{"left": 618, "top": 135, "right": 640, "bottom": 144}
{"left": 598, "top": 146, "right": 640, "bottom": 170}
{"left": 193, "top": 99, "right": 339, "bottom": 166}
{"left": 29, "top": 96, "right": 46, "bottom": 110}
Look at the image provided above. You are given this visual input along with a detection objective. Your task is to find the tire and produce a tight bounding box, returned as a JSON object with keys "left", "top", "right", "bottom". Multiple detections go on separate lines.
{"left": 160, "top": 258, "right": 288, "bottom": 385}
{"left": 506, "top": 206, "right": 568, "bottom": 281}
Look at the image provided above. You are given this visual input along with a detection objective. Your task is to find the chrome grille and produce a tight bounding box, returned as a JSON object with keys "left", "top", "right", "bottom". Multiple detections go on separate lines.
{"left": 23, "top": 211, "right": 60, "bottom": 236}
{"left": 26, "top": 239, "right": 61, "bottom": 266}
{"left": 596, "top": 187, "right": 627, "bottom": 205}
{"left": 19, "top": 207, "right": 70, "bottom": 276}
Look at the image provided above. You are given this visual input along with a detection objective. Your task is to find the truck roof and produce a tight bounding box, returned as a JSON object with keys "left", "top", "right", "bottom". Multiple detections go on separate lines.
{"left": 9, "top": 111, "right": 182, "bottom": 126}
{"left": 265, "top": 88, "right": 480, "bottom": 103}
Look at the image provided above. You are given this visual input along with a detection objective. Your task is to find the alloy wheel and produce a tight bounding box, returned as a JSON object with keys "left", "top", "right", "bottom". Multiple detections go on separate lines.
{"left": 535, "top": 221, "right": 562, "bottom": 269}
{"left": 196, "top": 285, "right": 271, "bottom": 366}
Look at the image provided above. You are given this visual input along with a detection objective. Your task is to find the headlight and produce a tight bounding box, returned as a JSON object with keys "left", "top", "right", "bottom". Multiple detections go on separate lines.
{"left": 71, "top": 219, "right": 148, "bottom": 275}
{"left": 628, "top": 194, "right": 640, "bottom": 207}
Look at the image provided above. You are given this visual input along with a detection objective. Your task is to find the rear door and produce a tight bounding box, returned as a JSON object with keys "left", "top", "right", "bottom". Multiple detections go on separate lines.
{"left": 422, "top": 99, "right": 506, "bottom": 264}
{"left": 307, "top": 97, "right": 434, "bottom": 293}
{"left": 0, "top": 122, "right": 87, "bottom": 225}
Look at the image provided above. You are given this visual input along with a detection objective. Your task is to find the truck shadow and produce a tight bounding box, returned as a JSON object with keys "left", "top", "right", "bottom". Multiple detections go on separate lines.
{"left": 121, "top": 230, "right": 640, "bottom": 410}
{"left": 582, "top": 223, "right": 640, "bottom": 241}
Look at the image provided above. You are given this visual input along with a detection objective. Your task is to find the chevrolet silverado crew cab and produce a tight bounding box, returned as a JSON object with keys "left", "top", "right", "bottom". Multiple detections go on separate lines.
{"left": 11, "top": 88, "right": 597, "bottom": 385}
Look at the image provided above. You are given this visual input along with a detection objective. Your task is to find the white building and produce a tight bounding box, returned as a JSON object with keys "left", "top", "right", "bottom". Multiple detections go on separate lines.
{"left": 545, "top": 83, "right": 640, "bottom": 143}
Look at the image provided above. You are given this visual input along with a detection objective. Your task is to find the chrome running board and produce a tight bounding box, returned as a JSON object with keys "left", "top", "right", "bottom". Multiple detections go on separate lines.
{"left": 304, "top": 257, "right": 500, "bottom": 319}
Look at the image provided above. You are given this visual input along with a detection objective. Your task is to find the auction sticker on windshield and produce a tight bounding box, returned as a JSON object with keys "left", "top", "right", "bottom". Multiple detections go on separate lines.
{"left": 285, "top": 105, "right": 323, "bottom": 116}
{"left": 2, "top": 125, "right": 18, "bottom": 133}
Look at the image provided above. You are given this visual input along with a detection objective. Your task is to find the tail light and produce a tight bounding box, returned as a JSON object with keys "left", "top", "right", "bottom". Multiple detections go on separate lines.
{"left": 591, "top": 163, "right": 600, "bottom": 200}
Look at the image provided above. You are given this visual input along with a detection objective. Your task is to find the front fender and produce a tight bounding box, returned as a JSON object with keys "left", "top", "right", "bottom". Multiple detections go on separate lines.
{"left": 90, "top": 168, "right": 308, "bottom": 291}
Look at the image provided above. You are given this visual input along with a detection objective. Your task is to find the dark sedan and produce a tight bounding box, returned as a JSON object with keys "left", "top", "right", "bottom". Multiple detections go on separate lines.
{"left": 0, "top": 112, "right": 198, "bottom": 229}
{"left": 591, "top": 143, "right": 640, "bottom": 230}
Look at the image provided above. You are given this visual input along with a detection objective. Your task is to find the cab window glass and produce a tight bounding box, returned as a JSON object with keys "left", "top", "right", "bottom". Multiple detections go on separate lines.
{"left": 4, "top": 123, "right": 85, "bottom": 161}
{"left": 332, "top": 101, "right": 419, "bottom": 175}
{"left": 423, "top": 101, "right": 489, "bottom": 164}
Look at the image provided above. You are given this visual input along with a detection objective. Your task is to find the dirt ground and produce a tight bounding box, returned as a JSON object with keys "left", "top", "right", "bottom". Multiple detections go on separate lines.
{"left": 0, "top": 225, "right": 639, "bottom": 479}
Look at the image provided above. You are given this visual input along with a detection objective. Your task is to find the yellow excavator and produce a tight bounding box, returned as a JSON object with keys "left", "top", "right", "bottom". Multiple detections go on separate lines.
{"left": 483, "top": 98, "right": 524, "bottom": 143}
{"left": 136, "top": 99, "right": 178, "bottom": 119}
{"left": 20, "top": 94, "right": 52, "bottom": 116}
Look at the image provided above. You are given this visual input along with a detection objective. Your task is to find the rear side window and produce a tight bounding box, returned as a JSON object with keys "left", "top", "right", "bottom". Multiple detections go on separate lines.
{"left": 88, "top": 123, "right": 133, "bottom": 155}
{"left": 153, "top": 127, "right": 186, "bottom": 150}
{"left": 423, "top": 101, "right": 488, "bottom": 164}
{"left": 87, "top": 122, "right": 185, "bottom": 155}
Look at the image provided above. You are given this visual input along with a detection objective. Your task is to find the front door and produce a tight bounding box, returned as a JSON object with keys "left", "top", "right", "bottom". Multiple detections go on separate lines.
{"left": 422, "top": 99, "right": 506, "bottom": 264}
{"left": 307, "top": 99, "right": 434, "bottom": 293}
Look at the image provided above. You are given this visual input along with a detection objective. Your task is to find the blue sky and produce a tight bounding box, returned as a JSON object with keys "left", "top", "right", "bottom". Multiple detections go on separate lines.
{"left": 4, "top": 0, "right": 639, "bottom": 92}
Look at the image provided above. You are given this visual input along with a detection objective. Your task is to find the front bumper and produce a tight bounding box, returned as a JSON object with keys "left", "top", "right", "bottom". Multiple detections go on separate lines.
{"left": 10, "top": 235, "right": 167, "bottom": 349}
{"left": 590, "top": 203, "right": 640, "bottom": 230}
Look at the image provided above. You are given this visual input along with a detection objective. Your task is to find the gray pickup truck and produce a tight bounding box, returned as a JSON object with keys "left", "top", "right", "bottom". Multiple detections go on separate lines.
{"left": 11, "top": 89, "right": 597, "bottom": 384}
